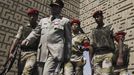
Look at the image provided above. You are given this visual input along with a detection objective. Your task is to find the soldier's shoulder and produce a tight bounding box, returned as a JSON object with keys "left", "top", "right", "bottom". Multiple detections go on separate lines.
{"left": 78, "top": 33, "right": 86, "bottom": 37}
{"left": 77, "top": 33, "right": 87, "bottom": 39}
{"left": 91, "top": 28, "right": 96, "bottom": 33}
{"left": 40, "top": 17, "right": 48, "bottom": 21}
{"left": 24, "top": 24, "right": 32, "bottom": 30}
{"left": 22, "top": 26, "right": 32, "bottom": 34}
{"left": 62, "top": 17, "right": 70, "bottom": 22}
{"left": 104, "top": 25, "right": 112, "bottom": 30}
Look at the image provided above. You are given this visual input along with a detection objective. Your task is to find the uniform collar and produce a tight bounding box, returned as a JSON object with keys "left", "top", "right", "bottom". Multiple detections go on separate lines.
{"left": 50, "top": 15, "right": 62, "bottom": 20}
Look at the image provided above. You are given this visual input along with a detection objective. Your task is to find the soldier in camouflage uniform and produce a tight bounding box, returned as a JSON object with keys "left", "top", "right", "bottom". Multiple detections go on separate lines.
{"left": 89, "top": 10, "right": 115, "bottom": 75}
{"left": 9, "top": 8, "right": 39, "bottom": 75}
{"left": 64, "top": 19, "right": 91, "bottom": 75}
{"left": 113, "top": 31, "right": 130, "bottom": 75}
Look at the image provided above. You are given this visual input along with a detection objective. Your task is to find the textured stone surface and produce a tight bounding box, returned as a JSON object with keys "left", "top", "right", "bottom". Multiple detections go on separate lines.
{"left": 0, "top": 0, "right": 80, "bottom": 74}
{"left": 1, "top": 0, "right": 134, "bottom": 74}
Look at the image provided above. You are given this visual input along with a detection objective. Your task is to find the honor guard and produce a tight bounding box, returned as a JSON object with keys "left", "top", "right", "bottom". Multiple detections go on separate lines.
{"left": 17, "top": 8, "right": 39, "bottom": 75}
{"left": 90, "top": 10, "right": 115, "bottom": 75}
{"left": 64, "top": 19, "right": 91, "bottom": 75}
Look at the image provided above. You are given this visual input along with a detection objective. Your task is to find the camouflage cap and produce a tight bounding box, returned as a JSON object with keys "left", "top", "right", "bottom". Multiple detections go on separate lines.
{"left": 50, "top": 0, "right": 64, "bottom": 8}
{"left": 93, "top": 10, "right": 103, "bottom": 18}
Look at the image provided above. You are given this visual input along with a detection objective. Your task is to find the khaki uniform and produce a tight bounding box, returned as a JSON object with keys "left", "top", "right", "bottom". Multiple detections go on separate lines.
{"left": 64, "top": 34, "right": 88, "bottom": 75}
{"left": 16, "top": 25, "right": 39, "bottom": 75}
{"left": 90, "top": 26, "right": 115, "bottom": 75}
{"left": 92, "top": 53, "right": 113, "bottom": 75}
{"left": 26, "top": 16, "right": 72, "bottom": 75}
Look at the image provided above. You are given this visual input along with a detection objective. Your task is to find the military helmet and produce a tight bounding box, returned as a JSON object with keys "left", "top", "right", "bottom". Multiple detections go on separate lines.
{"left": 26, "top": 8, "right": 39, "bottom": 16}
{"left": 93, "top": 10, "right": 103, "bottom": 18}
{"left": 71, "top": 19, "right": 80, "bottom": 26}
{"left": 50, "top": 0, "right": 64, "bottom": 8}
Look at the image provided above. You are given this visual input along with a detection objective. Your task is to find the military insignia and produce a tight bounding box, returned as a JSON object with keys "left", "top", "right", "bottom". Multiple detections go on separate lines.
{"left": 53, "top": 20, "right": 60, "bottom": 29}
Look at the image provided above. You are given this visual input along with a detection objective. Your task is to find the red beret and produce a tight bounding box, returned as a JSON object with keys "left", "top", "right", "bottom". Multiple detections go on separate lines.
{"left": 71, "top": 19, "right": 80, "bottom": 25}
{"left": 114, "top": 31, "right": 126, "bottom": 43}
{"left": 115, "top": 31, "right": 126, "bottom": 36}
{"left": 27, "top": 8, "right": 39, "bottom": 15}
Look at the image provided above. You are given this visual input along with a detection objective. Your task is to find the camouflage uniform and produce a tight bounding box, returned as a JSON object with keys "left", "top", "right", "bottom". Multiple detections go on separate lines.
{"left": 16, "top": 25, "right": 39, "bottom": 75}
{"left": 90, "top": 26, "right": 115, "bottom": 75}
{"left": 64, "top": 34, "right": 88, "bottom": 75}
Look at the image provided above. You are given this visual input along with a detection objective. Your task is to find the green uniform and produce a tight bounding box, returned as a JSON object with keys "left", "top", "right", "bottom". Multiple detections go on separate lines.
{"left": 90, "top": 26, "right": 115, "bottom": 75}
{"left": 64, "top": 34, "right": 88, "bottom": 75}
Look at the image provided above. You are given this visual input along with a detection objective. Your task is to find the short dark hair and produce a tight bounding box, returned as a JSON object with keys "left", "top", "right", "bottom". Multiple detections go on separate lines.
{"left": 93, "top": 10, "right": 103, "bottom": 18}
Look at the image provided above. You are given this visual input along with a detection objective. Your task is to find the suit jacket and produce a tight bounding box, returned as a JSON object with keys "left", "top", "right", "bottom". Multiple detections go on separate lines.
{"left": 26, "top": 16, "right": 72, "bottom": 62}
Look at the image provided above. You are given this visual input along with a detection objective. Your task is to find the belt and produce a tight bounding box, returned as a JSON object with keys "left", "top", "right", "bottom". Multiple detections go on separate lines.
{"left": 95, "top": 50, "right": 112, "bottom": 55}
{"left": 94, "top": 48, "right": 113, "bottom": 54}
{"left": 21, "top": 48, "right": 37, "bottom": 52}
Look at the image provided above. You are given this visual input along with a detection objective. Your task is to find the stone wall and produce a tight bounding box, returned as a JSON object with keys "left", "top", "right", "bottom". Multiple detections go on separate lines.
{"left": 0, "top": 0, "right": 80, "bottom": 75}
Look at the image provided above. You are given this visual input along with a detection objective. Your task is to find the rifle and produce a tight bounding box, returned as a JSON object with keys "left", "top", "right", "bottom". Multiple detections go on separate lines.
{"left": 0, "top": 38, "right": 20, "bottom": 75}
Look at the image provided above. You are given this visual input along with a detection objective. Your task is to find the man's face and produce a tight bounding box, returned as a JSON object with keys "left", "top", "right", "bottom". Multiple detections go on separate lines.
{"left": 72, "top": 23, "right": 79, "bottom": 31}
{"left": 29, "top": 15, "right": 38, "bottom": 21}
{"left": 51, "top": 5, "right": 62, "bottom": 15}
{"left": 94, "top": 15, "right": 103, "bottom": 24}
{"left": 28, "top": 15, "right": 38, "bottom": 26}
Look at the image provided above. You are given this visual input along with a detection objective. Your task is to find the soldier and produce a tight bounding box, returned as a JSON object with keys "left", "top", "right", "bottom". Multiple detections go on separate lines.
{"left": 9, "top": 8, "right": 39, "bottom": 75}
{"left": 64, "top": 19, "right": 91, "bottom": 75}
{"left": 21, "top": 0, "right": 72, "bottom": 75}
{"left": 113, "top": 31, "right": 130, "bottom": 75}
{"left": 89, "top": 10, "right": 115, "bottom": 75}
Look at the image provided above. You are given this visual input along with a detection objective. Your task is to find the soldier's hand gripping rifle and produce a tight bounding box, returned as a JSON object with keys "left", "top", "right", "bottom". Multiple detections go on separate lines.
{"left": 114, "top": 31, "right": 126, "bottom": 66}
{"left": 0, "top": 38, "right": 20, "bottom": 75}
